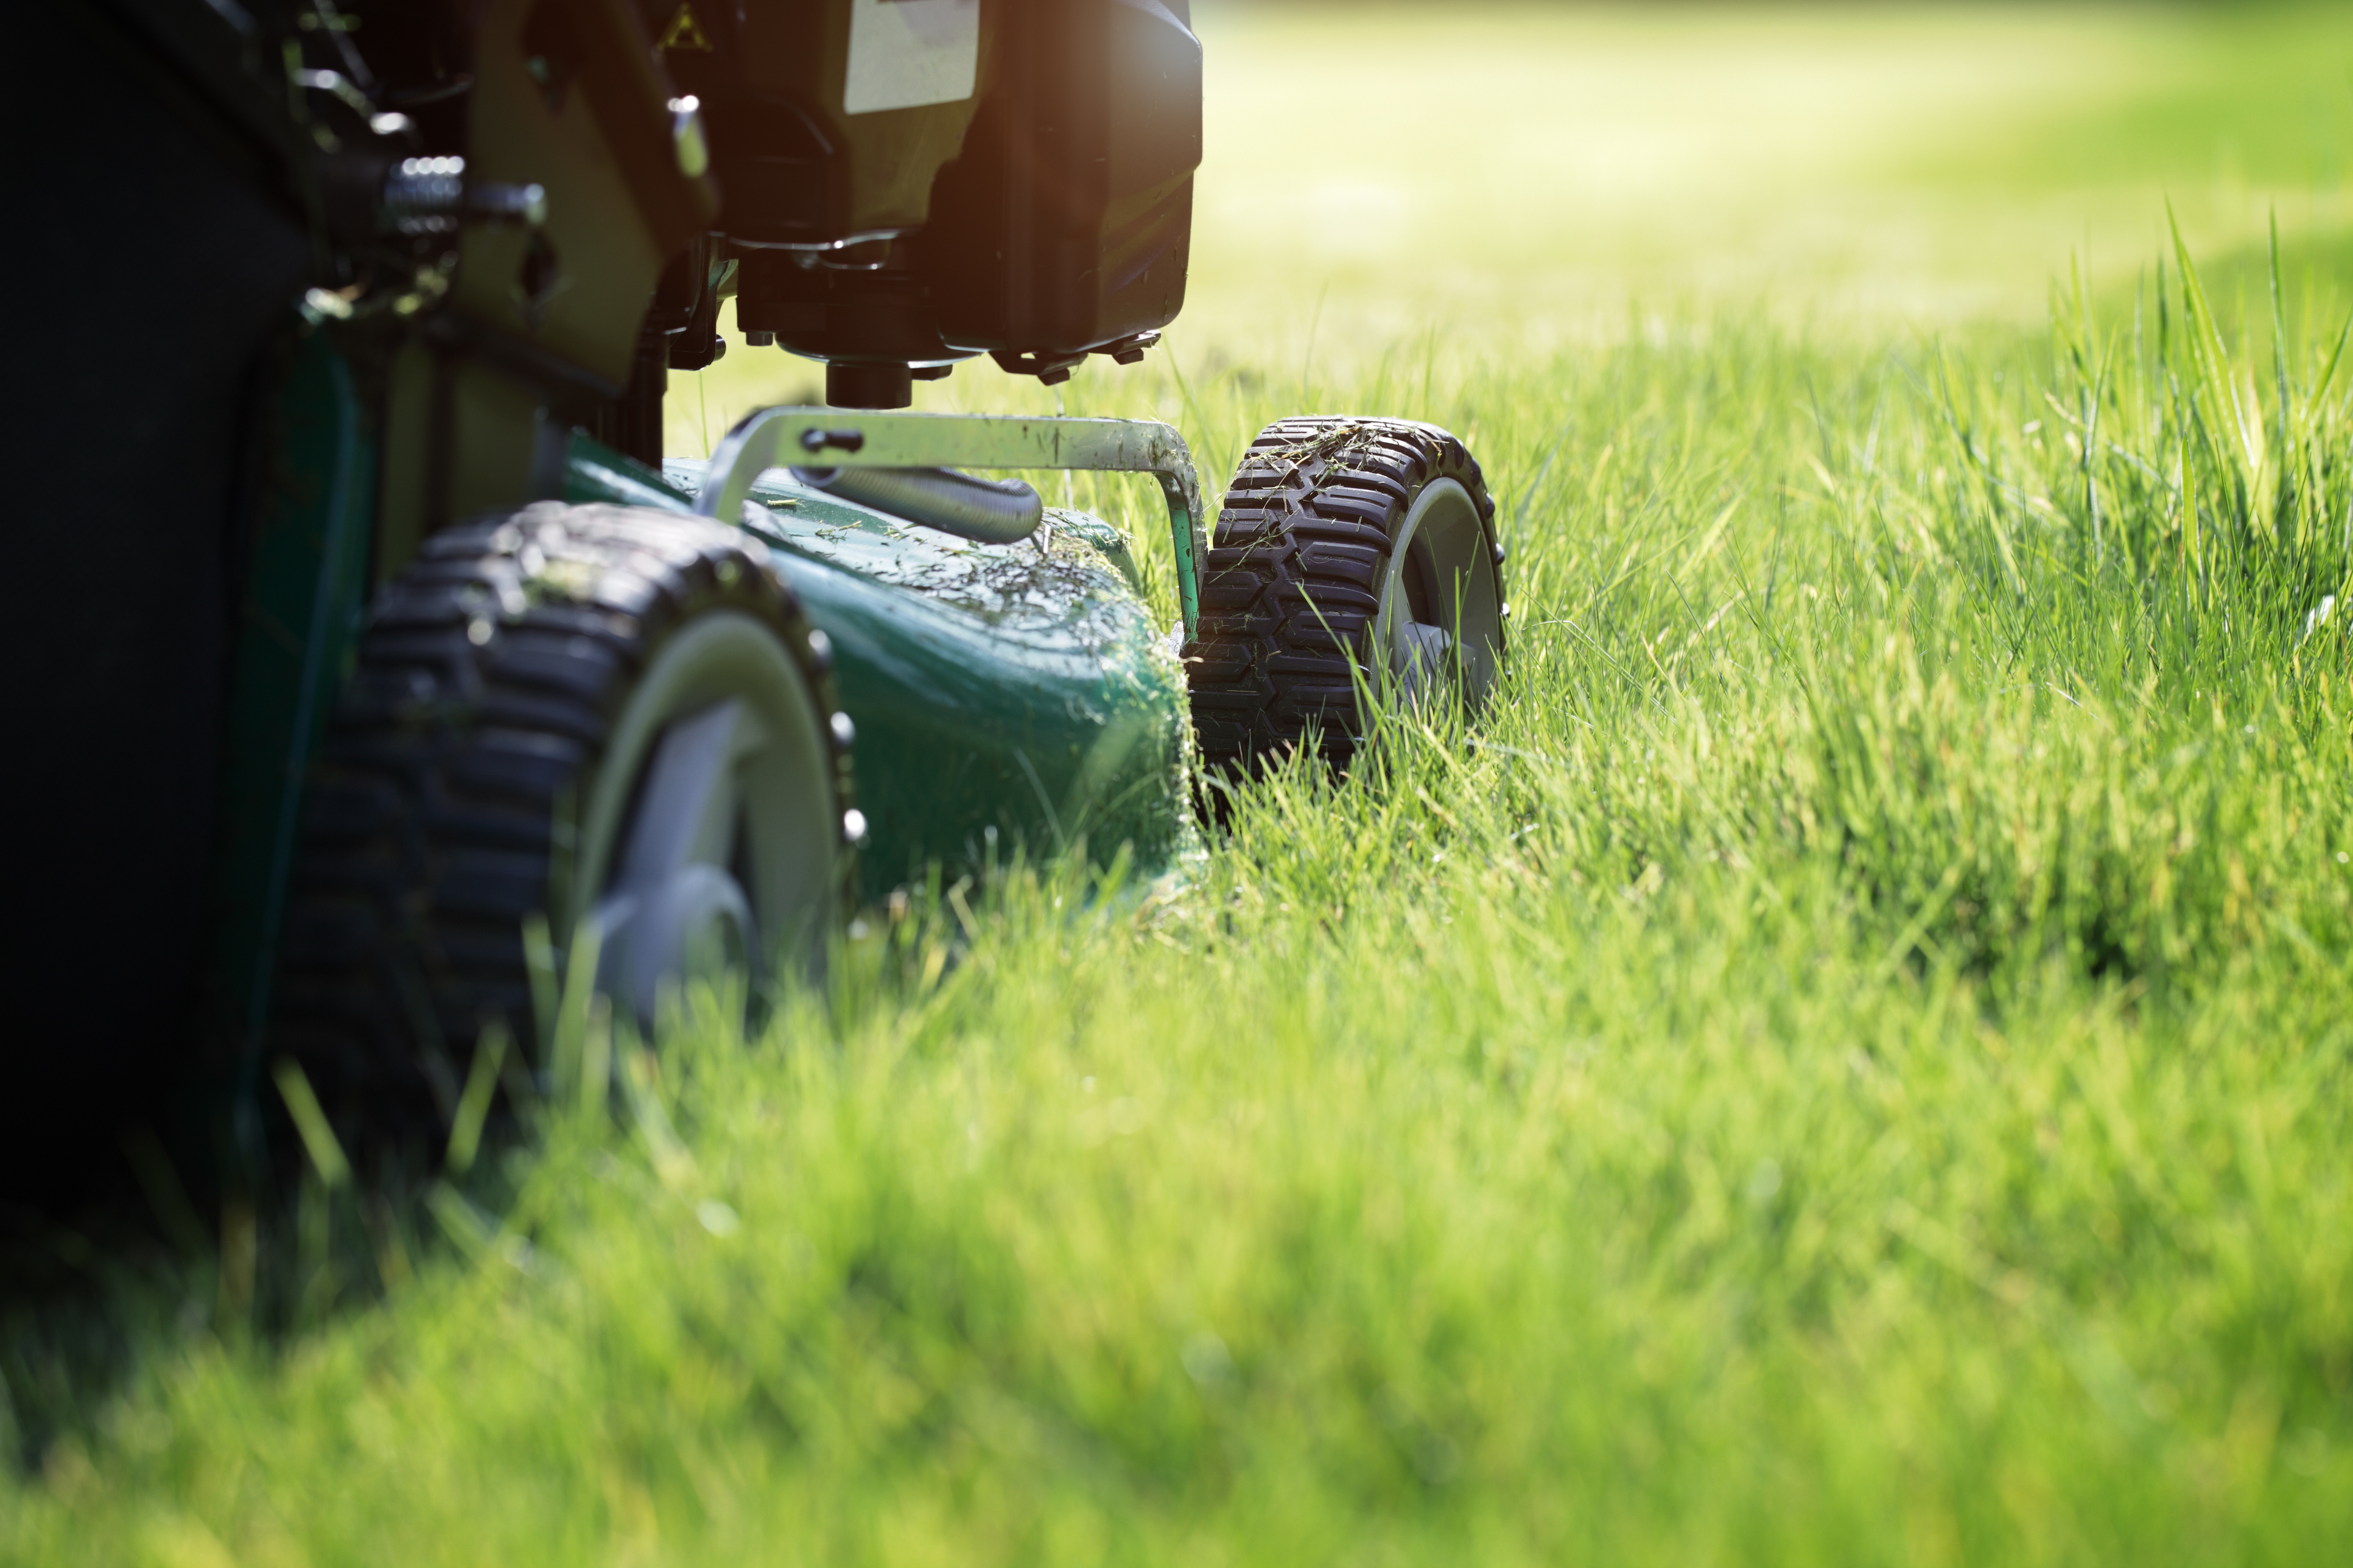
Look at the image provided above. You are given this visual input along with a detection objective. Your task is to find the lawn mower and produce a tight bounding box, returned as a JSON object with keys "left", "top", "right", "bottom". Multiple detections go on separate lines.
{"left": 5, "top": 0, "right": 1507, "bottom": 1195}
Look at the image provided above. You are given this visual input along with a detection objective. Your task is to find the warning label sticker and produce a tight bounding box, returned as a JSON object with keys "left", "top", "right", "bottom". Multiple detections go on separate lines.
{"left": 656, "top": 1, "right": 712, "bottom": 51}
{"left": 843, "top": 0, "right": 979, "bottom": 115}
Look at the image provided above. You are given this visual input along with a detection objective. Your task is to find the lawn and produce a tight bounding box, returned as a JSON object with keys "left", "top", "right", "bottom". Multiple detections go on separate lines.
{"left": 10, "top": 4, "right": 2353, "bottom": 1563}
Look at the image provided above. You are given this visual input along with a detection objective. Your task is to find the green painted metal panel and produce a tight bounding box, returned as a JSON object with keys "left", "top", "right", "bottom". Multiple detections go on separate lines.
{"left": 564, "top": 433, "right": 1198, "bottom": 901}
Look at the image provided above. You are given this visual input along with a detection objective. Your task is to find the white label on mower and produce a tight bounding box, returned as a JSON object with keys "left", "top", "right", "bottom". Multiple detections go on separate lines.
{"left": 844, "top": 0, "right": 979, "bottom": 114}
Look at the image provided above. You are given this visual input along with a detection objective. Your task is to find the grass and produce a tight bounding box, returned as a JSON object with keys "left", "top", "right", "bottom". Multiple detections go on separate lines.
{"left": 12, "top": 4, "right": 2353, "bottom": 1563}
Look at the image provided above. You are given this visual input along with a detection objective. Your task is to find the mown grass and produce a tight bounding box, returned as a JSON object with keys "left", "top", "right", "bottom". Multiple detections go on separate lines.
{"left": 12, "top": 5, "right": 2353, "bottom": 1564}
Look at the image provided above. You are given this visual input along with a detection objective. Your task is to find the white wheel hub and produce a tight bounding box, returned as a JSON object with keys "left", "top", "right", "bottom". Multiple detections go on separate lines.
{"left": 570, "top": 611, "right": 838, "bottom": 1023}
{"left": 1373, "top": 477, "right": 1504, "bottom": 707}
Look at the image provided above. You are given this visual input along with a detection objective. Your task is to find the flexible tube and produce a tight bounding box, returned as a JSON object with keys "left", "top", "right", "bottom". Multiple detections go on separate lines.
{"left": 791, "top": 466, "right": 1043, "bottom": 544}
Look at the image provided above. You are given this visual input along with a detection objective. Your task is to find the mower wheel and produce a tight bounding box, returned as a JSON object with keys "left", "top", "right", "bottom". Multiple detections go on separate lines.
{"left": 1184, "top": 417, "right": 1506, "bottom": 774}
{"left": 272, "top": 502, "right": 854, "bottom": 1132}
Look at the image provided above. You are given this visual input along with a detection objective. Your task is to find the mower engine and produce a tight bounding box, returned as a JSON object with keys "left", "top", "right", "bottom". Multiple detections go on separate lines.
{"left": 603, "top": 0, "right": 1200, "bottom": 438}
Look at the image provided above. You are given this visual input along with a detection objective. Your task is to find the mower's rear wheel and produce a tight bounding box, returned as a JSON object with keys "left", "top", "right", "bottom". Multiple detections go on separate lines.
{"left": 272, "top": 502, "right": 855, "bottom": 1133}
{"left": 1184, "top": 417, "right": 1506, "bottom": 774}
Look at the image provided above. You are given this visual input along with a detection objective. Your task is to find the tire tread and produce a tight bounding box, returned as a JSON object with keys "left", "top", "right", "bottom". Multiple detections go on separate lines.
{"left": 272, "top": 502, "right": 849, "bottom": 1134}
{"left": 1182, "top": 418, "right": 1501, "bottom": 774}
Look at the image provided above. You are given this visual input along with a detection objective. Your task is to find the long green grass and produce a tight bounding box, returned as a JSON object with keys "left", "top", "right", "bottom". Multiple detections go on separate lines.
{"left": 12, "top": 5, "right": 2353, "bottom": 1563}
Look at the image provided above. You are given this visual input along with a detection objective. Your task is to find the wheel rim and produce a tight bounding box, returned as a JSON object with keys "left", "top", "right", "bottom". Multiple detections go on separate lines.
{"left": 1373, "top": 477, "right": 1503, "bottom": 707}
{"left": 568, "top": 610, "right": 837, "bottom": 1021}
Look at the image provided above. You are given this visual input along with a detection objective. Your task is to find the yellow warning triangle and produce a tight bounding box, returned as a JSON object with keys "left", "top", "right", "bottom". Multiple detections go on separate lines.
{"left": 656, "top": 2, "right": 711, "bottom": 51}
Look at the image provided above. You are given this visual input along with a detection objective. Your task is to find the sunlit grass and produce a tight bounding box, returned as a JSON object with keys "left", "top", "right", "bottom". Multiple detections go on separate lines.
{"left": 11, "top": 5, "right": 2353, "bottom": 1563}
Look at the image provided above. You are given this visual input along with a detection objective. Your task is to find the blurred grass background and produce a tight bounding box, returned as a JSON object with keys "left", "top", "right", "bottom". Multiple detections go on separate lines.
{"left": 12, "top": 4, "right": 2353, "bottom": 1564}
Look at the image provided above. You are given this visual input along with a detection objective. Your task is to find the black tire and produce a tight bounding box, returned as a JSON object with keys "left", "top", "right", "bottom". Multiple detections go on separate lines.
{"left": 272, "top": 502, "right": 855, "bottom": 1132}
{"left": 1183, "top": 417, "right": 1507, "bottom": 775}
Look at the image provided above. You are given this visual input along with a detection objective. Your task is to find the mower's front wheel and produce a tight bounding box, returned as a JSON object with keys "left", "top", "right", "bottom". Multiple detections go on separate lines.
{"left": 1184, "top": 417, "right": 1507, "bottom": 775}
{"left": 272, "top": 502, "right": 855, "bottom": 1133}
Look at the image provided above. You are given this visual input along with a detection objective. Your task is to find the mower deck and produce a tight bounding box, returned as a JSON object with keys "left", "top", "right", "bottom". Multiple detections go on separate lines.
{"left": 567, "top": 433, "right": 1200, "bottom": 901}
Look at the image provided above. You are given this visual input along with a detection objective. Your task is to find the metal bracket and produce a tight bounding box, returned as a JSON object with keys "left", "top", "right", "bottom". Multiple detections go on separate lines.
{"left": 695, "top": 407, "right": 1210, "bottom": 637}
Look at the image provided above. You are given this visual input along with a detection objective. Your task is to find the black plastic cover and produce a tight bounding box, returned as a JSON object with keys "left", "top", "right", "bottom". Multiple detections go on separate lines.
{"left": 922, "top": 0, "right": 1200, "bottom": 356}
{"left": 652, "top": 0, "right": 987, "bottom": 244}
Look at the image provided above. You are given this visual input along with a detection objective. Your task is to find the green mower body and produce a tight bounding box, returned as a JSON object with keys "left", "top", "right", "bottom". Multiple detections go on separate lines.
{"left": 573, "top": 438, "right": 1199, "bottom": 904}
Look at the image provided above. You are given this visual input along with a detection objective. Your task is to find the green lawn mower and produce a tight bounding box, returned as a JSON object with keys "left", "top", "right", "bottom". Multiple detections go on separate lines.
{"left": 6, "top": 0, "right": 1506, "bottom": 1196}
